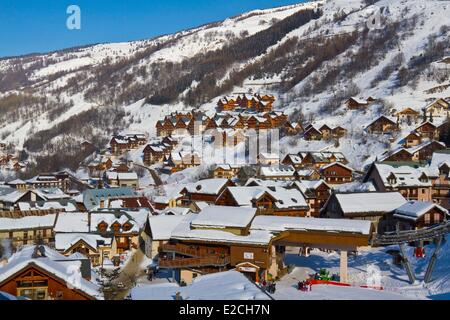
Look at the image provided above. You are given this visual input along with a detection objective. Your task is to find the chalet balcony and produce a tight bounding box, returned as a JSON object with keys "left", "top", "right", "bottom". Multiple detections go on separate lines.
{"left": 159, "top": 243, "right": 229, "bottom": 257}
{"left": 158, "top": 256, "right": 231, "bottom": 268}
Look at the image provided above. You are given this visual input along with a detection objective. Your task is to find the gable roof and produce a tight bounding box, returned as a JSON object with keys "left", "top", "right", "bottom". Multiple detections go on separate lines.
{"left": 393, "top": 201, "right": 448, "bottom": 221}
{"left": 0, "top": 245, "right": 103, "bottom": 300}
{"left": 191, "top": 206, "right": 257, "bottom": 229}
{"left": 333, "top": 192, "right": 407, "bottom": 215}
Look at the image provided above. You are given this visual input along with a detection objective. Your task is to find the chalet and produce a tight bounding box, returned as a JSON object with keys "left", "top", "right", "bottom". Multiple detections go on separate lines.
{"left": 159, "top": 211, "right": 276, "bottom": 284}
{"left": 403, "top": 132, "right": 422, "bottom": 148}
{"left": 144, "top": 215, "right": 186, "bottom": 259}
{"left": 381, "top": 201, "right": 448, "bottom": 232}
{"left": 0, "top": 188, "right": 47, "bottom": 211}
{"left": 258, "top": 165, "right": 296, "bottom": 181}
{"left": 281, "top": 154, "right": 303, "bottom": 170}
{"left": 143, "top": 144, "right": 166, "bottom": 165}
{"left": 345, "top": 97, "right": 373, "bottom": 110}
{"left": 179, "top": 178, "right": 235, "bottom": 206}
{"left": 258, "top": 152, "right": 280, "bottom": 165}
{"left": 363, "top": 162, "right": 433, "bottom": 202}
{"left": 159, "top": 212, "right": 372, "bottom": 284}
{"left": 365, "top": 115, "right": 398, "bottom": 134}
{"left": 297, "top": 151, "right": 348, "bottom": 169}
{"left": 295, "top": 169, "right": 321, "bottom": 181}
{"left": 166, "top": 151, "right": 202, "bottom": 172}
{"left": 428, "top": 150, "right": 450, "bottom": 208}
{"left": 396, "top": 107, "right": 421, "bottom": 124}
{"left": 284, "top": 122, "right": 303, "bottom": 135}
{"left": 332, "top": 126, "right": 347, "bottom": 138}
{"left": 319, "top": 124, "right": 333, "bottom": 139}
{"left": 321, "top": 191, "right": 407, "bottom": 231}
{"left": 424, "top": 98, "right": 450, "bottom": 117}
{"left": 409, "top": 141, "right": 446, "bottom": 162}
{"left": 54, "top": 233, "right": 112, "bottom": 267}
{"left": 213, "top": 164, "right": 241, "bottom": 179}
{"left": 414, "top": 121, "right": 439, "bottom": 140}
{"left": 90, "top": 211, "right": 140, "bottom": 255}
{"left": 110, "top": 137, "right": 130, "bottom": 155}
{"left": 216, "top": 185, "right": 309, "bottom": 217}
{"left": 291, "top": 180, "right": 331, "bottom": 217}
{"left": 378, "top": 148, "right": 413, "bottom": 162}
{"left": 25, "top": 174, "right": 70, "bottom": 192}
{"left": 6, "top": 179, "right": 27, "bottom": 190}
{"left": 303, "top": 126, "right": 322, "bottom": 141}
{"left": 320, "top": 162, "right": 354, "bottom": 185}
{"left": 0, "top": 214, "right": 57, "bottom": 247}
{"left": 105, "top": 171, "right": 139, "bottom": 189}
{"left": 0, "top": 245, "right": 103, "bottom": 300}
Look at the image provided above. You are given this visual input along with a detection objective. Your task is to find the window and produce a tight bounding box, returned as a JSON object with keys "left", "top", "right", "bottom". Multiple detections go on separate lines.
{"left": 424, "top": 214, "right": 431, "bottom": 224}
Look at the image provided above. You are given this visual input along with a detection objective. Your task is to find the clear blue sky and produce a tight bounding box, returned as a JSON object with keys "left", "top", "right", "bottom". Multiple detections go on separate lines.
{"left": 0, "top": 0, "right": 306, "bottom": 58}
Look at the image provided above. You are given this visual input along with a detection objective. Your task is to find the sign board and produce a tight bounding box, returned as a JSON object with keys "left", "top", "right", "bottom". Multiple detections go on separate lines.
{"left": 243, "top": 252, "right": 254, "bottom": 259}
{"left": 239, "top": 267, "right": 257, "bottom": 272}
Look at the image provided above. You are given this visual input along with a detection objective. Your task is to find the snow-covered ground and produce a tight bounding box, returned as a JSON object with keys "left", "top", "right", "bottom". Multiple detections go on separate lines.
{"left": 128, "top": 236, "right": 450, "bottom": 300}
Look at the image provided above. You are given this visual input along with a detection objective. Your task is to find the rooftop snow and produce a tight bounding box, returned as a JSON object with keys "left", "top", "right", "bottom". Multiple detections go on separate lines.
{"left": 335, "top": 192, "right": 407, "bottom": 214}
{"left": 251, "top": 215, "right": 372, "bottom": 235}
{"left": 191, "top": 205, "right": 257, "bottom": 229}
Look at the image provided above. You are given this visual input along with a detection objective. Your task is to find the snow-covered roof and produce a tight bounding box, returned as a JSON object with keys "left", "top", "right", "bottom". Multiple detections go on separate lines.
{"left": 259, "top": 165, "right": 295, "bottom": 177}
{"left": 251, "top": 215, "right": 372, "bottom": 235}
{"left": 33, "top": 188, "right": 70, "bottom": 201}
{"left": 131, "top": 270, "right": 269, "bottom": 300}
{"left": 89, "top": 212, "right": 138, "bottom": 233}
{"left": 183, "top": 178, "right": 230, "bottom": 195}
{"left": 54, "top": 212, "right": 90, "bottom": 233}
{"left": 372, "top": 163, "right": 434, "bottom": 188}
{"left": 18, "top": 201, "right": 77, "bottom": 212}
{"left": 171, "top": 214, "right": 273, "bottom": 245}
{"left": 0, "top": 214, "right": 57, "bottom": 232}
{"left": 0, "top": 245, "right": 103, "bottom": 299}
{"left": 225, "top": 186, "right": 268, "bottom": 206}
{"left": 55, "top": 233, "right": 112, "bottom": 251}
{"left": 192, "top": 206, "right": 257, "bottom": 229}
{"left": 321, "top": 162, "right": 354, "bottom": 172}
{"left": 334, "top": 192, "right": 407, "bottom": 214}
{"left": 393, "top": 201, "right": 448, "bottom": 221}
{"left": 148, "top": 215, "right": 186, "bottom": 240}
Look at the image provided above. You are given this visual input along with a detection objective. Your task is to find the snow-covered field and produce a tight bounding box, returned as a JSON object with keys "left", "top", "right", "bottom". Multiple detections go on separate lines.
{"left": 128, "top": 236, "right": 450, "bottom": 300}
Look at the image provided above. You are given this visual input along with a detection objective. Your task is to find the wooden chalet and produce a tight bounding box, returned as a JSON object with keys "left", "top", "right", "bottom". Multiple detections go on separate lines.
{"left": 179, "top": 179, "right": 235, "bottom": 205}
{"left": 410, "top": 141, "right": 446, "bottom": 162}
{"left": 303, "top": 126, "right": 322, "bottom": 141}
{"left": 363, "top": 162, "right": 433, "bottom": 202}
{"left": 403, "top": 132, "right": 422, "bottom": 148}
{"left": 365, "top": 115, "right": 398, "bottom": 134}
{"left": 291, "top": 180, "right": 331, "bottom": 217}
{"left": 378, "top": 148, "right": 413, "bottom": 162}
{"left": 424, "top": 98, "right": 450, "bottom": 117}
{"left": 381, "top": 201, "right": 448, "bottom": 233}
{"left": 320, "top": 162, "right": 354, "bottom": 184}
{"left": 396, "top": 107, "right": 421, "bottom": 124}
{"left": 414, "top": 121, "right": 439, "bottom": 140}
{"left": 321, "top": 191, "right": 407, "bottom": 231}
{"left": 319, "top": 124, "right": 333, "bottom": 139}
{"left": 0, "top": 246, "right": 102, "bottom": 300}
{"left": 345, "top": 97, "right": 372, "bottom": 110}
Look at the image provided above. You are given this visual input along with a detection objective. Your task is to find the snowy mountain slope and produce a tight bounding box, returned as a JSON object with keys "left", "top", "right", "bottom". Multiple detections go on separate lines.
{"left": 0, "top": 0, "right": 449, "bottom": 175}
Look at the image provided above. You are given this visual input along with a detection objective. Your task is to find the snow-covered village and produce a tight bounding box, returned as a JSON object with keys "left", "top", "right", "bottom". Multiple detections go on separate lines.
{"left": 0, "top": 0, "right": 450, "bottom": 306}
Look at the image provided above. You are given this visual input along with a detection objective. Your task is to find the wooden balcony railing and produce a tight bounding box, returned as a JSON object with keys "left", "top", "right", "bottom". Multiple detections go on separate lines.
{"left": 158, "top": 256, "right": 230, "bottom": 268}
{"left": 159, "top": 243, "right": 229, "bottom": 257}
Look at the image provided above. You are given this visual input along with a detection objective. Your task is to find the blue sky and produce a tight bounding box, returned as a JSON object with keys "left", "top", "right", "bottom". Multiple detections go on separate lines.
{"left": 0, "top": 0, "right": 305, "bottom": 58}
